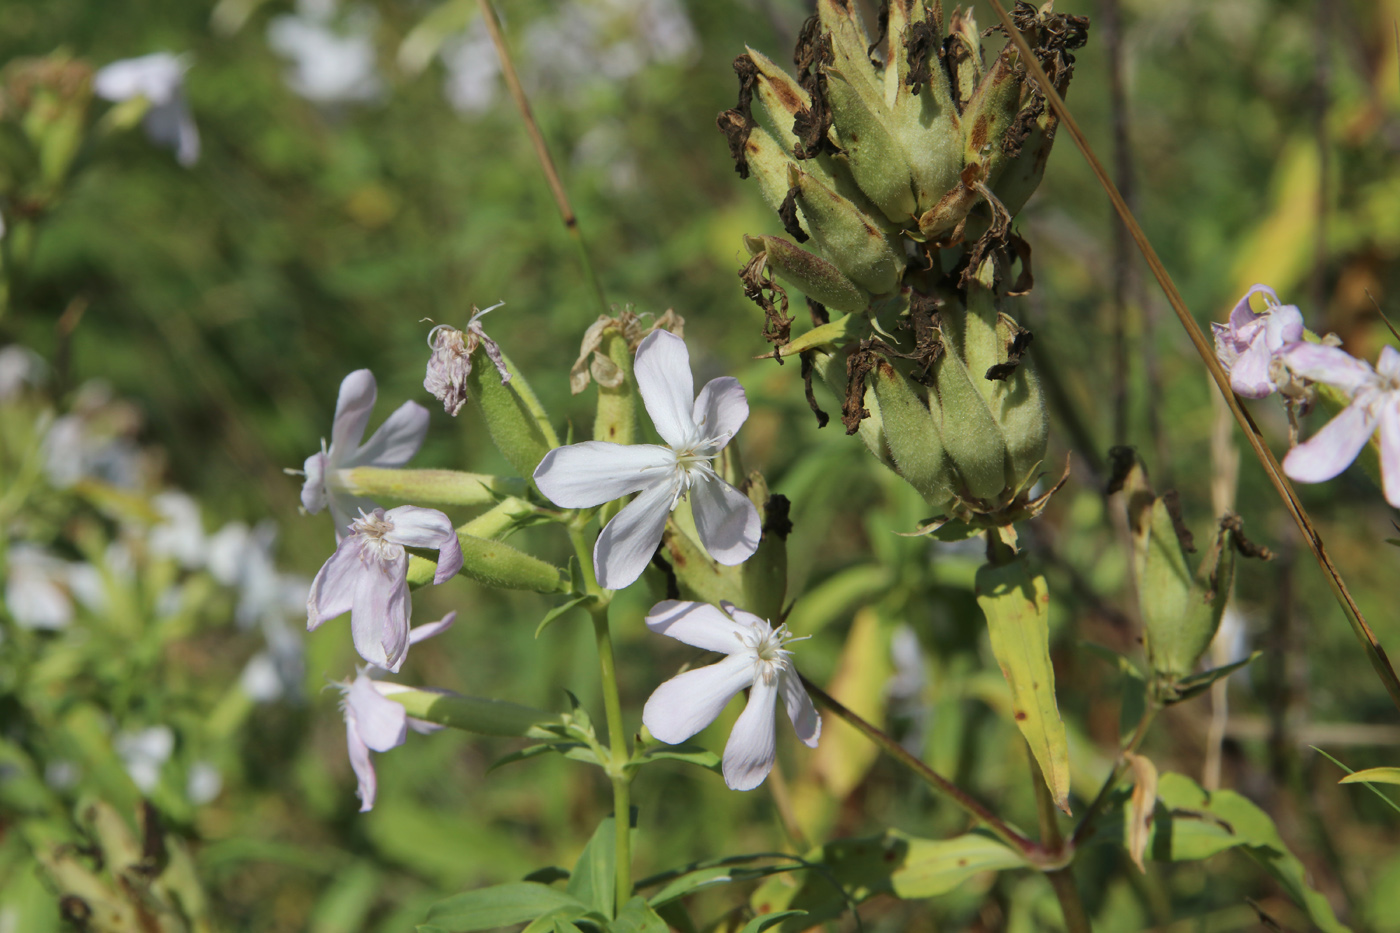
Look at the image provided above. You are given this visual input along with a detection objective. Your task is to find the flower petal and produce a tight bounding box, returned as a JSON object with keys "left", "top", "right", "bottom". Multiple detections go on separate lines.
{"left": 383, "top": 506, "right": 462, "bottom": 584}
{"left": 1283, "top": 401, "right": 1377, "bottom": 483}
{"left": 354, "top": 400, "right": 430, "bottom": 468}
{"left": 409, "top": 610, "right": 457, "bottom": 645}
{"left": 635, "top": 330, "right": 696, "bottom": 448}
{"left": 594, "top": 479, "right": 676, "bottom": 590}
{"left": 691, "top": 478, "right": 761, "bottom": 566}
{"left": 1228, "top": 284, "right": 1278, "bottom": 330}
{"left": 1265, "top": 305, "right": 1304, "bottom": 350}
{"left": 1229, "top": 340, "right": 1276, "bottom": 398}
{"left": 1379, "top": 346, "right": 1400, "bottom": 382}
{"left": 306, "top": 538, "right": 361, "bottom": 629}
{"left": 350, "top": 552, "right": 411, "bottom": 672}
{"left": 643, "top": 652, "right": 754, "bottom": 744}
{"left": 1380, "top": 399, "right": 1400, "bottom": 508}
{"left": 329, "top": 492, "right": 378, "bottom": 543}
{"left": 301, "top": 451, "right": 328, "bottom": 513}
{"left": 779, "top": 667, "right": 821, "bottom": 748}
{"left": 344, "top": 715, "right": 377, "bottom": 812}
{"left": 533, "top": 442, "right": 673, "bottom": 508}
{"left": 331, "top": 370, "right": 378, "bottom": 463}
{"left": 348, "top": 672, "right": 408, "bottom": 752}
{"left": 723, "top": 676, "right": 779, "bottom": 791}
{"left": 692, "top": 377, "right": 749, "bottom": 447}
{"left": 645, "top": 600, "right": 751, "bottom": 654}
{"left": 1281, "top": 344, "right": 1377, "bottom": 396}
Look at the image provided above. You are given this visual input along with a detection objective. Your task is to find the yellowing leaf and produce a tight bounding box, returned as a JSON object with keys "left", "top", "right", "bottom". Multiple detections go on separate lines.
{"left": 1124, "top": 753, "right": 1159, "bottom": 874}
{"left": 1340, "top": 767, "right": 1400, "bottom": 786}
{"left": 811, "top": 607, "right": 892, "bottom": 798}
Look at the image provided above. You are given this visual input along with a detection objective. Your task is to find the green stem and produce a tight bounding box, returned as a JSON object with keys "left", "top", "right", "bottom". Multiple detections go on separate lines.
{"left": 568, "top": 523, "right": 631, "bottom": 911}
{"left": 1029, "top": 753, "right": 1092, "bottom": 933}
{"left": 1069, "top": 703, "right": 1159, "bottom": 849}
{"left": 799, "top": 676, "right": 1038, "bottom": 858}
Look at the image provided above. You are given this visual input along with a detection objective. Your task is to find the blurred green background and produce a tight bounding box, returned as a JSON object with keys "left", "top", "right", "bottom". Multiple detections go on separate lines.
{"left": 5, "top": 0, "right": 1400, "bottom": 930}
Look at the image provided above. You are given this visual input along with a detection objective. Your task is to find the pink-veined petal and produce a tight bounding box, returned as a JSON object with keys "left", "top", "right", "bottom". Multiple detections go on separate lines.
{"left": 779, "top": 667, "right": 821, "bottom": 748}
{"left": 692, "top": 377, "right": 749, "bottom": 447}
{"left": 353, "top": 400, "right": 430, "bottom": 468}
{"left": 1379, "top": 346, "right": 1400, "bottom": 382}
{"left": 383, "top": 506, "right": 461, "bottom": 583}
{"left": 1281, "top": 344, "right": 1377, "bottom": 396}
{"left": 1380, "top": 399, "right": 1400, "bottom": 508}
{"left": 330, "top": 370, "right": 378, "bottom": 463}
{"left": 642, "top": 652, "right": 754, "bottom": 744}
{"left": 691, "top": 478, "right": 761, "bottom": 566}
{"left": 409, "top": 610, "right": 457, "bottom": 645}
{"left": 645, "top": 600, "right": 751, "bottom": 655}
{"left": 306, "top": 538, "right": 361, "bottom": 629}
{"left": 594, "top": 480, "right": 676, "bottom": 590}
{"left": 635, "top": 331, "right": 696, "bottom": 448}
{"left": 1265, "top": 305, "right": 1304, "bottom": 349}
{"left": 1283, "top": 401, "right": 1377, "bottom": 483}
{"left": 533, "top": 442, "right": 674, "bottom": 508}
{"left": 1229, "top": 340, "right": 1276, "bottom": 398}
{"left": 407, "top": 717, "right": 444, "bottom": 735}
{"left": 344, "top": 715, "right": 377, "bottom": 812}
{"left": 329, "top": 492, "right": 379, "bottom": 543}
{"left": 349, "top": 553, "right": 411, "bottom": 672}
{"left": 348, "top": 672, "right": 408, "bottom": 752}
{"left": 1228, "top": 284, "right": 1278, "bottom": 330}
{"left": 301, "top": 451, "right": 327, "bottom": 513}
{"left": 722, "top": 676, "right": 779, "bottom": 791}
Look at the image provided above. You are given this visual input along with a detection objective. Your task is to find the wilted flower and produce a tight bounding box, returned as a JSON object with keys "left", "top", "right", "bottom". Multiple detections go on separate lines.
{"left": 306, "top": 506, "right": 462, "bottom": 672}
{"left": 423, "top": 302, "right": 511, "bottom": 416}
{"left": 569, "top": 308, "right": 684, "bottom": 395}
{"left": 301, "top": 369, "right": 430, "bottom": 539}
{"left": 267, "top": 0, "right": 384, "bottom": 105}
{"left": 1280, "top": 343, "right": 1400, "bottom": 506}
{"left": 93, "top": 52, "right": 200, "bottom": 166}
{"left": 534, "top": 331, "right": 760, "bottom": 590}
{"left": 1211, "top": 284, "right": 1304, "bottom": 399}
{"left": 642, "top": 600, "right": 819, "bottom": 791}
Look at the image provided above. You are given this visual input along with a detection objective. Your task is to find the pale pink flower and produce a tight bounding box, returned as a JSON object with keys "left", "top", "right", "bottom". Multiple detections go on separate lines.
{"left": 1211, "top": 284, "right": 1304, "bottom": 399}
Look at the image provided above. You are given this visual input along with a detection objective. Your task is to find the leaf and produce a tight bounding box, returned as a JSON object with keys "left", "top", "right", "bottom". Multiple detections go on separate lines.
{"left": 810, "top": 607, "right": 893, "bottom": 798}
{"left": 738, "top": 912, "right": 807, "bottom": 933}
{"left": 1311, "top": 746, "right": 1400, "bottom": 815}
{"left": 567, "top": 816, "right": 618, "bottom": 919}
{"left": 420, "top": 883, "right": 586, "bottom": 932}
{"left": 633, "top": 743, "right": 720, "bottom": 774}
{"left": 889, "top": 832, "right": 1026, "bottom": 898}
{"left": 975, "top": 557, "right": 1071, "bottom": 813}
{"left": 758, "top": 312, "right": 863, "bottom": 359}
{"left": 1339, "top": 767, "right": 1400, "bottom": 786}
{"left": 519, "top": 906, "right": 590, "bottom": 933}
{"left": 610, "top": 897, "right": 669, "bottom": 933}
{"left": 535, "top": 595, "right": 597, "bottom": 638}
{"left": 1166, "top": 652, "right": 1261, "bottom": 704}
{"left": 646, "top": 867, "right": 740, "bottom": 908}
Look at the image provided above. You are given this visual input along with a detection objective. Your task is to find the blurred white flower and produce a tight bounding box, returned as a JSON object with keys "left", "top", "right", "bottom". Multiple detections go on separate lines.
{"left": 44, "top": 760, "right": 79, "bottom": 791}
{"left": 148, "top": 492, "right": 206, "bottom": 569}
{"left": 115, "top": 725, "right": 174, "bottom": 793}
{"left": 186, "top": 760, "right": 223, "bottom": 805}
{"left": 93, "top": 52, "right": 200, "bottom": 167}
{"left": 0, "top": 345, "right": 46, "bottom": 399}
{"left": 240, "top": 651, "right": 287, "bottom": 703}
{"left": 42, "top": 382, "right": 146, "bottom": 490}
{"left": 268, "top": 0, "right": 383, "bottom": 105}
{"left": 440, "top": 21, "right": 499, "bottom": 115}
{"left": 4, "top": 545, "right": 74, "bottom": 630}
{"left": 522, "top": 0, "right": 696, "bottom": 92}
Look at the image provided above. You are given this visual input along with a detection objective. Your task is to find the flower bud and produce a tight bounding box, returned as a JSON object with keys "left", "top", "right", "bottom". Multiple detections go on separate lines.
{"left": 787, "top": 164, "right": 904, "bottom": 296}
{"left": 744, "top": 234, "right": 870, "bottom": 313}
{"left": 870, "top": 360, "right": 956, "bottom": 511}
{"left": 466, "top": 349, "right": 559, "bottom": 480}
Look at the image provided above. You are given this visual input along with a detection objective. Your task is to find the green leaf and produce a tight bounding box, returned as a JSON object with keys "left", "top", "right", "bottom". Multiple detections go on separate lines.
{"left": 738, "top": 911, "right": 807, "bottom": 933}
{"left": 568, "top": 816, "right": 618, "bottom": 919}
{"left": 536, "top": 595, "right": 597, "bottom": 638}
{"left": 975, "top": 557, "right": 1071, "bottom": 813}
{"left": 748, "top": 833, "right": 895, "bottom": 929}
{"left": 632, "top": 743, "right": 720, "bottom": 774}
{"left": 889, "top": 832, "right": 1027, "bottom": 898}
{"left": 1312, "top": 746, "right": 1400, "bottom": 815}
{"left": 1166, "top": 652, "right": 1261, "bottom": 704}
{"left": 1339, "top": 767, "right": 1400, "bottom": 786}
{"left": 646, "top": 867, "right": 740, "bottom": 908}
{"left": 519, "top": 906, "right": 589, "bottom": 933}
{"left": 609, "top": 897, "right": 669, "bottom": 933}
{"left": 420, "top": 883, "right": 586, "bottom": 932}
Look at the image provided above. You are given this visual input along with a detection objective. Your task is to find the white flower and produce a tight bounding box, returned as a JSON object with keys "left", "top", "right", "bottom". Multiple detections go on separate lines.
{"left": 301, "top": 369, "right": 430, "bottom": 540}
{"left": 3, "top": 545, "right": 74, "bottom": 630}
{"left": 642, "top": 600, "right": 820, "bottom": 791}
{"left": 186, "top": 761, "right": 223, "bottom": 805}
{"left": 440, "top": 21, "right": 499, "bottom": 116}
{"left": 115, "top": 725, "right": 174, "bottom": 793}
{"left": 338, "top": 612, "right": 454, "bottom": 811}
{"left": 93, "top": 53, "right": 200, "bottom": 167}
{"left": 533, "top": 331, "right": 760, "bottom": 591}
{"left": 148, "top": 492, "right": 206, "bottom": 569}
{"left": 0, "top": 345, "right": 46, "bottom": 399}
{"left": 1210, "top": 284, "right": 1304, "bottom": 399}
{"left": 306, "top": 507, "right": 462, "bottom": 672}
{"left": 267, "top": 1, "right": 384, "bottom": 105}
{"left": 423, "top": 302, "right": 511, "bottom": 416}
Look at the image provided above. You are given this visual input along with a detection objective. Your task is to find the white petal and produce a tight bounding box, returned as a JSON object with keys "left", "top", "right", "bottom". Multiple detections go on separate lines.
{"left": 301, "top": 451, "right": 328, "bottom": 513}
{"left": 1264, "top": 305, "right": 1304, "bottom": 350}
{"left": 643, "top": 653, "right": 754, "bottom": 744}
{"left": 349, "top": 553, "right": 410, "bottom": 672}
{"left": 779, "top": 667, "right": 821, "bottom": 748}
{"left": 1227, "top": 284, "right": 1278, "bottom": 330}
{"left": 691, "top": 376, "right": 748, "bottom": 447}
{"left": 1229, "top": 340, "right": 1276, "bottom": 398}
{"left": 344, "top": 715, "right": 377, "bottom": 812}
{"left": 645, "top": 600, "right": 751, "bottom": 654}
{"left": 1281, "top": 345, "right": 1377, "bottom": 396}
{"left": 594, "top": 479, "right": 676, "bottom": 590}
{"left": 329, "top": 492, "right": 378, "bottom": 543}
{"left": 1380, "top": 400, "right": 1400, "bottom": 508}
{"left": 1283, "top": 402, "right": 1377, "bottom": 483}
{"left": 330, "top": 370, "right": 378, "bottom": 464}
{"left": 1379, "top": 346, "right": 1400, "bottom": 382}
{"left": 353, "top": 400, "right": 430, "bottom": 468}
{"left": 94, "top": 53, "right": 186, "bottom": 103}
{"left": 722, "top": 676, "right": 779, "bottom": 791}
{"left": 409, "top": 610, "right": 456, "bottom": 645}
{"left": 533, "top": 441, "right": 674, "bottom": 508}
{"left": 348, "top": 672, "right": 408, "bottom": 752}
{"left": 635, "top": 331, "right": 697, "bottom": 448}
{"left": 383, "top": 506, "right": 461, "bottom": 583}
{"left": 691, "top": 478, "right": 761, "bottom": 566}
{"left": 306, "top": 538, "right": 361, "bottom": 629}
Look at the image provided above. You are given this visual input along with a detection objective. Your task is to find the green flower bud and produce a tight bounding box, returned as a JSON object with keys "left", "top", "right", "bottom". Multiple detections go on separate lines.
{"left": 787, "top": 164, "right": 903, "bottom": 296}
{"left": 870, "top": 360, "right": 956, "bottom": 511}
{"left": 592, "top": 328, "right": 637, "bottom": 447}
{"left": 467, "top": 350, "right": 560, "bottom": 480}
{"left": 410, "top": 532, "right": 567, "bottom": 594}
{"left": 822, "top": 68, "right": 918, "bottom": 223}
{"left": 930, "top": 330, "right": 1007, "bottom": 501}
{"left": 744, "top": 234, "right": 870, "bottom": 313}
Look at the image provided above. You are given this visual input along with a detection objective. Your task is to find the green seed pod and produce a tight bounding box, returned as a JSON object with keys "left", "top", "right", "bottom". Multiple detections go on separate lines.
{"left": 930, "top": 332, "right": 1007, "bottom": 501}
{"left": 959, "top": 47, "right": 1025, "bottom": 185}
{"left": 870, "top": 361, "right": 956, "bottom": 511}
{"left": 436, "top": 533, "right": 568, "bottom": 594}
{"left": 467, "top": 351, "right": 560, "bottom": 480}
{"left": 788, "top": 164, "right": 904, "bottom": 296}
{"left": 992, "top": 313, "right": 1049, "bottom": 489}
{"left": 744, "top": 234, "right": 871, "bottom": 313}
{"left": 592, "top": 329, "right": 637, "bottom": 447}
{"left": 823, "top": 69, "right": 919, "bottom": 223}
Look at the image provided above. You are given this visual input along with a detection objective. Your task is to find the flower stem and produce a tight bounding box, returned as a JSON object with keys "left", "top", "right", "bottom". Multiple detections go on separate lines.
{"left": 798, "top": 675, "right": 1037, "bottom": 857}
{"left": 1028, "top": 753, "right": 1092, "bottom": 933}
{"left": 475, "top": 0, "right": 610, "bottom": 320}
{"left": 1070, "top": 702, "right": 1158, "bottom": 849}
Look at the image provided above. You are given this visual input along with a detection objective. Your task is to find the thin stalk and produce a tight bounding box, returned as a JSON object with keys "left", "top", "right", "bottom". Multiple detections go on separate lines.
{"left": 568, "top": 523, "right": 631, "bottom": 910}
{"left": 798, "top": 675, "right": 1037, "bottom": 857}
{"left": 1030, "top": 754, "right": 1092, "bottom": 933}
{"left": 476, "top": 0, "right": 610, "bottom": 319}
{"left": 1070, "top": 703, "right": 1158, "bottom": 849}
{"left": 987, "top": 0, "right": 1400, "bottom": 717}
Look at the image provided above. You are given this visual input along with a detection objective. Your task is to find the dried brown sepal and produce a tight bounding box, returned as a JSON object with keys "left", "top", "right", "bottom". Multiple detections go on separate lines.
{"left": 959, "top": 181, "right": 1014, "bottom": 287}
{"left": 792, "top": 17, "right": 837, "bottom": 160}
{"left": 1007, "top": 232, "right": 1034, "bottom": 295}
{"left": 1221, "top": 513, "right": 1274, "bottom": 561}
{"left": 843, "top": 343, "right": 881, "bottom": 434}
{"left": 992, "top": 0, "right": 1089, "bottom": 94}
{"left": 778, "top": 184, "right": 809, "bottom": 243}
{"left": 761, "top": 492, "right": 794, "bottom": 538}
{"left": 807, "top": 297, "right": 830, "bottom": 326}
{"left": 717, "top": 54, "right": 761, "bottom": 178}
{"left": 1105, "top": 444, "right": 1139, "bottom": 495}
{"left": 1003, "top": 90, "right": 1045, "bottom": 158}
{"left": 985, "top": 318, "right": 1032, "bottom": 381}
{"left": 799, "top": 350, "right": 831, "bottom": 428}
{"left": 904, "top": 6, "right": 942, "bottom": 94}
{"left": 869, "top": 0, "right": 891, "bottom": 61}
{"left": 1161, "top": 488, "right": 1196, "bottom": 554}
{"left": 741, "top": 253, "right": 794, "bottom": 357}
{"left": 906, "top": 290, "right": 946, "bottom": 384}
